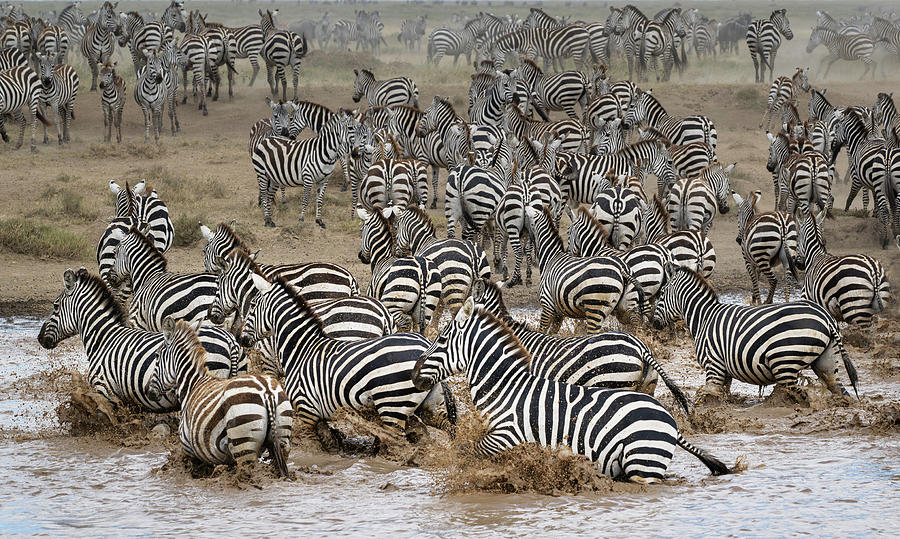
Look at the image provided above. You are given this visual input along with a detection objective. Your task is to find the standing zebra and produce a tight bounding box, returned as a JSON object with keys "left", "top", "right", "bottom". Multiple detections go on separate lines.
{"left": 427, "top": 18, "right": 484, "bottom": 66}
{"left": 0, "top": 65, "right": 49, "bottom": 151}
{"left": 359, "top": 158, "right": 426, "bottom": 217}
{"left": 221, "top": 21, "right": 264, "bottom": 87}
{"left": 806, "top": 26, "right": 876, "bottom": 79}
{"left": 873, "top": 92, "right": 900, "bottom": 142}
{"left": 186, "top": 11, "right": 238, "bottom": 103}
{"left": 517, "top": 58, "right": 589, "bottom": 120}
{"left": 37, "top": 53, "right": 78, "bottom": 145}
{"left": 79, "top": 0, "right": 117, "bottom": 92}
{"left": 623, "top": 89, "right": 718, "bottom": 153}
{"left": 797, "top": 212, "right": 891, "bottom": 329}
{"left": 56, "top": 2, "right": 87, "bottom": 51}
{"left": 147, "top": 318, "right": 293, "bottom": 477}
{"left": 733, "top": 190, "right": 800, "bottom": 304}
{"left": 398, "top": 16, "right": 426, "bottom": 52}
{"left": 651, "top": 265, "right": 858, "bottom": 403}
{"left": 590, "top": 185, "right": 644, "bottom": 250}
{"left": 37, "top": 269, "right": 247, "bottom": 412}
{"left": 239, "top": 274, "right": 455, "bottom": 452}
{"left": 412, "top": 298, "right": 733, "bottom": 483}
{"left": 646, "top": 193, "right": 717, "bottom": 277}
{"left": 638, "top": 127, "right": 716, "bottom": 186}
{"left": 666, "top": 162, "right": 735, "bottom": 234}
{"left": 248, "top": 98, "right": 299, "bottom": 156}
{"left": 259, "top": 9, "right": 307, "bottom": 101}
{"left": 491, "top": 178, "right": 537, "bottom": 287}
{"left": 98, "top": 61, "right": 125, "bottom": 143}
{"left": 133, "top": 49, "right": 169, "bottom": 143}
{"left": 252, "top": 111, "right": 353, "bottom": 228}
{"left": 761, "top": 67, "right": 810, "bottom": 131}
{"left": 352, "top": 68, "right": 418, "bottom": 108}
{"left": 746, "top": 9, "right": 794, "bottom": 83}
{"left": 178, "top": 31, "right": 211, "bottom": 115}
{"left": 444, "top": 161, "right": 507, "bottom": 242}
{"left": 37, "top": 23, "right": 68, "bottom": 64}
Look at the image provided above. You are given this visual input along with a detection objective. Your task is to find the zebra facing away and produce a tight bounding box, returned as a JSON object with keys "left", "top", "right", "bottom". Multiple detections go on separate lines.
{"left": 259, "top": 9, "right": 308, "bottom": 101}
{"left": 806, "top": 26, "right": 876, "bottom": 80}
{"left": 651, "top": 266, "right": 859, "bottom": 403}
{"left": 623, "top": 89, "right": 718, "bottom": 154}
{"left": 240, "top": 274, "right": 456, "bottom": 452}
{"left": 80, "top": 0, "right": 118, "bottom": 92}
{"left": 412, "top": 298, "right": 733, "bottom": 483}
{"left": 746, "top": 9, "right": 794, "bottom": 83}
{"left": 98, "top": 61, "right": 125, "bottom": 143}
{"left": 37, "top": 269, "right": 247, "bottom": 412}
{"left": 147, "top": 318, "right": 293, "bottom": 477}
{"left": 352, "top": 68, "right": 419, "bottom": 108}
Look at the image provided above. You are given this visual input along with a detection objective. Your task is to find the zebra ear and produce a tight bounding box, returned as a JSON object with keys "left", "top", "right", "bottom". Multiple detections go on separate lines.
{"left": 353, "top": 68, "right": 358, "bottom": 76}
{"left": 133, "top": 180, "right": 146, "bottom": 195}
{"left": 766, "top": 131, "right": 775, "bottom": 142}
{"left": 162, "top": 317, "right": 177, "bottom": 340}
{"left": 455, "top": 297, "right": 475, "bottom": 325}
{"left": 250, "top": 272, "right": 273, "bottom": 294}
{"left": 63, "top": 269, "right": 76, "bottom": 291}
{"left": 199, "top": 224, "right": 213, "bottom": 240}
{"left": 357, "top": 206, "right": 372, "bottom": 221}
{"left": 250, "top": 250, "right": 261, "bottom": 261}
{"left": 725, "top": 163, "right": 736, "bottom": 174}
{"left": 732, "top": 191, "right": 743, "bottom": 206}
{"left": 109, "top": 228, "right": 126, "bottom": 242}
{"left": 109, "top": 180, "right": 122, "bottom": 195}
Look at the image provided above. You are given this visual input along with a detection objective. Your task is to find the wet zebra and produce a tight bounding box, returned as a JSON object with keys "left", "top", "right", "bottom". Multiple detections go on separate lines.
{"left": 761, "top": 67, "right": 810, "bottom": 131}
{"left": 746, "top": 9, "right": 793, "bottom": 83}
{"left": 252, "top": 111, "right": 352, "bottom": 228}
{"left": 148, "top": 318, "right": 292, "bottom": 476}
{"left": 413, "top": 298, "right": 732, "bottom": 483}
{"left": 517, "top": 58, "right": 589, "bottom": 119}
{"left": 623, "top": 89, "right": 718, "bottom": 153}
{"left": 79, "top": 1, "right": 117, "bottom": 91}
{"left": 667, "top": 162, "right": 734, "bottom": 234}
{"left": 37, "top": 53, "right": 78, "bottom": 145}
{"left": 37, "top": 269, "right": 247, "bottom": 412}
{"left": 99, "top": 61, "right": 125, "bottom": 143}
{"left": 259, "top": 9, "right": 307, "bottom": 101}
{"left": 426, "top": 18, "right": 484, "bottom": 66}
{"left": 797, "top": 212, "right": 891, "bottom": 329}
{"left": 733, "top": 190, "right": 799, "bottom": 304}
{"left": 806, "top": 26, "right": 876, "bottom": 79}
{"left": 0, "top": 65, "right": 49, "bottom": 151}
{"left": 651, "top": 265, "right": 858, "bottom": 403}
{"left": 239, "top": 274, "right": 455, "bottom": 452}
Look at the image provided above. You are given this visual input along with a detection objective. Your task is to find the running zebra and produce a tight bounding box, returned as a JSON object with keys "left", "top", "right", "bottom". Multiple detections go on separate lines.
{"left": 623, "top": 89, "right": 718, "bottom": 153}
{"left": 806, "top": 26, "right": 876, "bottom": 79}
{"left": 412, "top": 298, "right": 732, "bottom": 483}
{"left": 733, "top": 190, "right": 799, "bottom": 304}
{"left": 252, "top": 111, "right": 353, "bottom": 228}
{"left": 651, "top": 265, "right": 858, "bottom": 403}
{"left": 37, "top": 269, "right": 247, "bottom": 412}
{"left": 239, "top": 274, "right": 455, "bottom": 452}
{"left": 133, "top": 49, "right": 170, "bottom": 143}
{"left": 398, "top": 16, "right": 426, "bottom": 52}
{"left": 79, "top": 0, "right": 117, "bottom": 92}
{"left": 147, "top": 318, "right": 292, "bottom": 476}
{"left": 98, "top": 61, "right": 125, "bottom": 143}
{"left": 0, "top": 65, "right": 49, "bottom": 151}
{"left": 797, "top": 212, "right": 891, "bottom": 329}
{"left": 517, "top": 58, "right": 589, "bottom": 120}
{"left": 761, "top": 67, "right": 810, "bottom": 131}
{"left": 666, "top": 162, "right": 735, "bottom": 234}
{"left": 37, "top": 53, "right": 78, "bottom": 145}
{"left": 746, "top": 9, "right": 794, "bottom": 83}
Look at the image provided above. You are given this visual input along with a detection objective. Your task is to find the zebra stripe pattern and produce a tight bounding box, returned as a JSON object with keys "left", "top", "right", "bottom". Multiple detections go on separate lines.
{"left": 806, "top": 26, "right": 876, "bottom": 79}
{"left": 133, "top": 49, "right": 171, "bottom": 143}
{"left": 445, "top": 162, "right": 507, "bottom": 241}
{"left": 667, "top": 162, "right": 734, "bottom": 234}
{"left": 623, "top": 89, "right": 718, "bottom": 153}
{"left": 590, "top": 185, "right": 644, "bottom": 250}
{"left": 98, "top": 61, "right": 125, "bottom": 143}
{"left": 517, "top": 59, "right": 588, "bottom": 120}
{"left": 259, "top": 9, "right": 307, "bottom": 101}
{"left": 37, "top": 54, "right": 78, "bottom": 145}
{"left": 427, "top": 18, "right": 484, "bottom": 66}
{"left": 79, "top": 0, "right": 117, "bottom": 91}
{"left": 352, "top": 68, "right": 419, "bottom": 108}
{"left": 0, "top": 65, "right": 49, "bottom": 151}
{"left": 746, "top": 9, "right": 793, "bottom": 83}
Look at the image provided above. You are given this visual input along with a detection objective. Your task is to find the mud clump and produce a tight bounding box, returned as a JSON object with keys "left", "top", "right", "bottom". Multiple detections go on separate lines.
{"left": 154, "top": 447, "right": 292, "bottom": 489}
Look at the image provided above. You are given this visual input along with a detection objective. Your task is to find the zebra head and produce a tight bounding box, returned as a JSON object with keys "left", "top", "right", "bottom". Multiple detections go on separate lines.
{"left": 98, "top": 1, "right": 118, "bottom": 33}
{"left": 239, "top": 273, "right": 279, "bottom": 348}
{"left": 357, "top": 206, "right": 393, "bottom": 266}
{"left": 412, "top": 298, "right": 477, "bottom": 391}
{"left": 805, "top": 27, "right": 825, "bottom": 53}
{"left": 351, "top": 68, "right": 375, "bottom": 103}
{"left": 772, "top": 9, "right": 793, "bottom": 40}
{"left": 622, "top": 90, "right": 649, "bottom": 131}
{"left": 766, "top": 131, "right": 789, "bottom": 173}
{"left": 709, "top": 162, "right": 735, "bottom": 214}
{"left": 734, "top": 190, "right": 762, "bottom": 245}
{"left": 650, "top": 264, "right": 699, "bottom": 329}
{"left": 38, "top": 268, "right": 85, "bottom": 349}
{"left": 795, "top": 210, "right": 826, "bottom": 271}
{"left": 606, "top": 6, "right": 624, "bottom": 35}
{"left": 646, "top": 143, "right": 677, "bottom": 189}
{"left": 145, "top": 317, "right": 202, "bottom": 404}
{"left": 143, "top": 49, "right": 164, "bottom": 85}
{"left": 98, "top": 61, "right": 118, "bottom": 90}
{"left": 37, "top": 53, "right": 54, "bottom": 90}
{"left": 419, "top": 95, "right": 450, "bottom": 137}
{"left": 208, "top": 249, "right": 259, "bottom": 326}
{"left": 266, "top": 97, "right": 293, "bottom": 138}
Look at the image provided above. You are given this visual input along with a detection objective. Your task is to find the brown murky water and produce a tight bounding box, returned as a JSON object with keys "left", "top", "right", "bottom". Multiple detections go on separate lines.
{"left": 1, "top": 316, "right": 898, "bottom": 535}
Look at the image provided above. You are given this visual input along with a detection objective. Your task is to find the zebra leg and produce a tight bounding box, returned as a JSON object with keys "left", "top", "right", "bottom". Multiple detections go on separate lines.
{"left": 13, "top": 109, "right": 26, "bottom": 151}
{"left": 822, "top": 57, "right": 838, "bottom": 80}
{"left": 199, "top": 68, "right": 208, "bottom": 116}
{"left": 265, "top": 61, "right": 276, "bottom": 96}
{"left": 507, "top": 229, "right": 524, "bottom": 288}
{"left": 103, "top": 105, "right": 111, "bottom": 142}
{"left": 88, "top": 59, "right": 98, "bottom": 91}
{"left": 750, "top": 51, "right": 760, "bottom": 83}
{"left": 141, "top": 105, "right": 151, "bottom": 144}
{"left": 430, "top": 167, "right": 439, "bottom": 209}
{"left": 54, "top": 101, "right": 63, "bottom": 145}
{"left": 277, "top": 66, "right": 287, "bottom": 102}
{"left": 248, "top": 54, "right": 260, "bottom": 86}
{"left": 64, "top": 103, "right": 73, "bottom": 143}
{"left": 746, "top": 258, "right": 761, "bottom": 304}
{"left": 761, "top": 263, "right": 777, "bottom": 305}
{"left": 315, "top": 178, "right": 328, "bottom": 229}
{"left": 292, "top": 64, "right": 300, "bottom": 101}
{"left": 811, "top": 345, "right": 851, "bottom": 397}
{"left": 115, "top": 107, "right": 123, "bottom": 143}
{"left": 299, "top": 175, "right": 312, "bottom": 223}
{"left": 40, "top": 103, "right": 49, "bottom": 144}
{"left": 772, "top": 369, "right": 808, "bottom": 404}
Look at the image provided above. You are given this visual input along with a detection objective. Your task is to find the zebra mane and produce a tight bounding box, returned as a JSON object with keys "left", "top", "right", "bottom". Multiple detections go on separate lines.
{"left": 576, "top": 205, "right": 611, "bottom": 241}
{"left": 811, "top": 87, "right": 831, "bottom": 108}
{"left": 120, "top": 180, "right": 135, "bottom": 219}
{"left": 359, "top": 67, "right": 375, "bottom": 79}
{"left": 405, "top": 205, "right": 435, "bottom": 236}
{"left": 74, "top": 268, "right": 130, "bottom": 325}
{"left": 650, "top": 193, "right": 670, "bottom": 234}
{"left": 472, "top": 305, "right": 532, "bottom": 368}
{"left": 640, "top": 126, "right": 671, "bottom": 145}
{"left": 129, "top": 226, "right": 168, "bottom": 271}
{"left": 386, "top": 103, "right": 423, "bottom": 115}
{"left": 433, "top": 95, "right": 458, "bottom": 117}
{"left": 271, "top": 276, "right": 327, "bottom": 334}
{"left": 227, "top": 247, "right": 262, "bottom": 275}
{"left": 521, "top": 58, "right": 542, "bottom": 74}
{"left": 295, "top": 100, "right": 334, "bottom": 114}
{"left": 216, "top": 222, "right": 251, "bottom": 255}
{"left": 168, "top": 319, "right": 210, "bottom": 376}
{"left": 539, "top": 204, "right": 565, "bottom": 247}
{"left": 507, "top": 102, "right": 529, "bottom": 120}
{"left": 677, "top": 266, "right": 719, "bottom": 300}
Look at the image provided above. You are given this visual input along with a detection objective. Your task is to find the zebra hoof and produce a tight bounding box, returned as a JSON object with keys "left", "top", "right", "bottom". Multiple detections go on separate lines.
{"left": 264, "top": 220, "right": 276, "bottom": 228}
{"left": 316, "top": 219, "right": 326, "bottom": 229}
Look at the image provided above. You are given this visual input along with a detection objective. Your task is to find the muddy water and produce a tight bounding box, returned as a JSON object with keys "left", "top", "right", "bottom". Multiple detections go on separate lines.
{"left": 1, "top": 317, "right": 898, "bottom": 535}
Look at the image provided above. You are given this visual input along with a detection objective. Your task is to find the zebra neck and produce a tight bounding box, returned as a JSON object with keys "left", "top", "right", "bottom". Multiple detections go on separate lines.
{"left": 415, "top": 234, "right": 436, "bottom": 252}
{"left": 679, "top": 288, "right": 722, "bottom": 336}
{"left": 78, "top": 297, "right": 125, "bottom": 356}
{"left": 271, "top": 295, "right": 327, "bottom": 355}
{"left": 464, "top": 317, "right": 533, "bottom": 410}
{"left": 532, "top": 223, "right": 564, "bottom": 272}
{"left": 129, "top": 256, "right": 165, "bottom": 292}
{"left": 176, "top": 359, "right": 206, "bottom": 403}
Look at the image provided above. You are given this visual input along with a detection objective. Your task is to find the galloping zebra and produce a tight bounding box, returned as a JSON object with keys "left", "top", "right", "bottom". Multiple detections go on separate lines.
{"left": 623, "top": 89, "right": 718, "bottom": 153}
{"left": 98, "top": 61, "right": 125, "bottom": 143}
{"left": 733, "top": 190, "right": 799, "bottom": 304}
{"left": 259, "top": 9, "right": 307, "bottom": 101}
{"left": 806, "top": 26, "right": 876, "bottom": 79}
{"left": 761, "top": 67, "right": 809, "bottom": 131}
{"left": 0, "top": 65, "right": 49, "bottom": 151}
{"left": 398, "top": 16, "right": 426, "bottom": 51}
{"left": 666, "top": 162, "right": 734, "bottom": 234}
{"left": 80, "top": 0, "right": 117, "bottom": 91}
{"left": 239, "top": 274, "right": 455, "bottom": 452}
{"left": 412, "top": 298, "right": 733, "bottom": 483}
{"left": 37, "top": 269, "right": 247, "bottom": 412}
{"left": 133, "top": 49, "right": 170, "bottom": 143}
{"left": 517, "top": 58, "right": 589, "bottom": 120}
{"left": 37, "top": 53, "right": 78, "bottom": 145}
{"left": 252, "top": 111, "right": 352, "bottom": 228}
{"left": 746, "top": 9, "right": 793, "bottom": 83}
{"left": 426, "top": 18, "right": 484, "bottom": 66}
{"left": 651, "top": 266, "right": 858, "bottom": 403}
{"left": 147, "top": 318, "right": 293, "bottom": 476}
{"left": 797, "top": 212, "right": 891, "bottom": 329}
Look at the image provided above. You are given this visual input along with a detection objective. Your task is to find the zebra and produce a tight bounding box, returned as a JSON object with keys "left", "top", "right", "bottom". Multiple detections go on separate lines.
{"left": 645, "top": 193, "right": 717, "bottom": 277}
{"left": 258, "top": 9, "right": 307, "bottom": 101}
{"left": 636, "top": 12, "right": 678, "bottom": 83}
{"left": 37, "top": 268, "right": 247, "bottom": 412}
{"left": 116, "top": 5, "right": 180, "bottom": 75}
{"left": 359, "top": 158, "right": 426, "bottom": 217}
{"left": 37, "top": 53, "right": 78, "bottom": 145}
{"left": 666, "top": 162, "right": 735, "bottom": 234}
{"left": 651, "top": 265, "right": 859, "bottom": 403}
{"left": 178, "top": 32, "right": 211, "bottom": 115}
{"left": 517, "top": 58, "right": 589, "bottom": 119}
{"left": 491, "top": 177, "right": 538, "bottom": 287}
{"left": 427, "top": 21, "right": 483, "bottom": 66}
{"left": 444, "top": 161, "right": 507, "bottom": 242}
{"left": 147, "top": 318, "right": 292, "bottom": 476}
{"left": 503, "top": 103, "right": 587, "bottom": 153}
{"left": 252, "top": 111, "right": 353, "bottom": 228}
{"left": 0, "top": 65, "right": 49, "bottom": 151}
{"left": 37, "top": 23, "right": 68, "bottom": 64}
{"left": 248, "top": 98, "right": 299, "bottom": 157}
{"left": 56, "top": 2, "right": 87, "bottom": 51}
{"left": 220, "top": 21, "right": 264, "bottom": 87}
{"left": 239, "top": 274, "right": 456, "bottom": 452}
{"left": 806, "top": 26, "right": 876, "bottom": 79}
{"left": 0, "top": 48, "right": 28, "bottom": 72}
{"left": 611, "top": 138, "right": 678, "bottom": 195}
{"left": 746, "top": 9, "right": 794, "bottom": 83}
{"left": 525, "top": 203, "right": 641, "bottom": 333}
{"left": 98, "top": 61, "right": 125, "bottom": 143}
{"left": 554, "top": 151, "right": 635, "bottom": 212}
{"left": 873, "top": 92, "right": 900, "bottom": 142}
{"left": 691, "top": 16, "right": 717, "bottom": 59}
{"left": 398, "top": 16, "right": 426, "bottom": 51}
{"left": 79, "top": 0, "right": 117, "bottom": 92}
{"left": 638, "top": 127, "right": 716, "bottom": 186}
{"left": 623, "top": 89, "right": 718, "bottom": 153}
{"left": 133, "top": 48, "right": 169, "bottom": 143}
{"left": 796, "top": 212, "right": 891, "bottom": 329}
{"left": 291, "top": 99, "right": 358, "bottom": 199}
{"left": 784, "top": 150, "right": 833, "bottom": 219}
{"left": 412, "top": 298, "right": 733, "bottom": 483}
{"left": 583, "top": 93, "right": 623, "bottom": 141}
{"left": 186, "top": 11, "right": 238, "bottom": 103}
{"left": 608, "top": 4, "right": 651, "bottom": 82}
{"left": 0, "top": 19, "right": 32, "bottom": 61}
{"left": 733, "top": 190, "right": 800, "bottom": 304}
{"left": 590, "top": 185, "right": 644, "bottom": 250}
{"left": 761, "top": 67, "right": 810, "bottom": 131}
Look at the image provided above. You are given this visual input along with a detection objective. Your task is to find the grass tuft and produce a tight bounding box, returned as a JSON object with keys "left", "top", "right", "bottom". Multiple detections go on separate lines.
{"left": 0, "top": 218, "right": 91, "bottom": 259}
{"left": 33, "top": 185, "right": 97, "bottom": 222}
{"left": 172, "top": 213, "right": 207, "bottom": 247}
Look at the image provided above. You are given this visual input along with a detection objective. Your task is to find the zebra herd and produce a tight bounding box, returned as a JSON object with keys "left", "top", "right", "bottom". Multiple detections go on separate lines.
{"left": 22, "top": 3, "right": 895, "bottom": 485}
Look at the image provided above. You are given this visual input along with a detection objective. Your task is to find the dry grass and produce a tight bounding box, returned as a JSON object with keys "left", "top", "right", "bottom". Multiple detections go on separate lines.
{"left": 0, "top": 218, "right": 91, "bottom": 260}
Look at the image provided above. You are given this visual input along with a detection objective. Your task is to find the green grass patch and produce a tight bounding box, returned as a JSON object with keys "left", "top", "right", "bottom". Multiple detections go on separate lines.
{"left": 32, "top": 185, "right": 97, "bottom": 222}
{"left": 0, "top": 218, "right": 91, "bottom": 259}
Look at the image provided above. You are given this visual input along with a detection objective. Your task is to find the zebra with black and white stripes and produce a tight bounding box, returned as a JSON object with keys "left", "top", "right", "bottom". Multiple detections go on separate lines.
{"left": 258, "top": 9, "right": 307, "bottom": 102}
{"left": 784, "top": 150, "right": 833, "bottom": 219}
{"left": 426, "top": 18, "right": 484, "bottom": 66}
{"left": 98, "top": 61, "right": 125, "bottom": 143}
{"left": 359, "top": 158, "right": 427, "bottom": 218}
{"left": 733, "top": 190, "right": 799, "bottom": 304}
{"left": 352, "top": 68, "right": 418, "bottom": 108}
{"left": 187, "top": 11, "right": 238, "bottom": 103}
{"left": 445, "top": 160, "right": 507, "bottom": 242}
{"left": 554, "top": 151, "right": 634, "bottom": 212}
{"left": 666, "top": 162, "right": 734, "bottom": 234}
{"left": 239, "top": 274, "right": 456, "bottom": 451}
{"left": 491, "top": 178, "right": 537, "bottom": 287}
{"left": 178, "top": 31, "right": 211, "bottom": 115}
{"left": 37, "top": 53, "right": 78, "bottom": 145}
{"left": 590, "top": 185, "right": 644, "bottom": 250}
{"left": 252, "top": 111, "right": 353, "bottom": 228}
{"left": 638, "top": 127, "right": 716, "bottom": 188}
{"left": 873, "top": 92, "right": 900, "bottom": 143}
{"left": 517, "top": 58, "right": 589, "bottom": 120}
{"left": 645, "top": 193, "right": 717, "bottom": 277}
{"left": 503, "top": 103, "right": 587, "bottom": 153}
{"left": 37, "top": 23, "right": 69, "bottom": 64}
{"left": 398, "top": 16, "right": 426, "bottom": 52}
{"left": 651, "top": 265, "right": 858, "bottom": 403}
{"left": 412, "top": 298, "right": 732, "bottom": 483}
{"left": 133, "top": 48, "right": 170, "bottom": 143}
{"left": 746, "top": 9, "right": 794, "bottom": 83}
{"left": 220, "top": 21, "right": 264, "bottom": 87}
{"left": 37, "top": 268, "right": 247, "bottom": 411}
{"left": 797, "top": 212, "right": 891, "bottom": 329}
{"left": 0, "top": 48, "right": 28, "bottom": 72}
{"left": 623, "top": 89, "right": 718, "bottom": 153}
{"left": 56, "top": 2, "right": 87, "bottom": 51}
{"left": 761, "top": 67, "right": 810, "bottom": 131}
{"left": 147, "top": 318, "right": 292, "bottom": 477}
{"left": 248, "top": 98, "right": 299, "bottom": 157}
{"left": 0, "top": 64, "right": 50, "bottom": 151}
{"left": 79, "top": 0, "right": 117, "bottom": 92}
{"left": 807, "top": 26, "right": 876, "bottom": 79}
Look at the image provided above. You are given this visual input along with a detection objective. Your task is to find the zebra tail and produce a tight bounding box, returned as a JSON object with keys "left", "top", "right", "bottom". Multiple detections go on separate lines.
{"left": 676, "top": 433, "right": 733, "bottom": 476}
{"left": 779, "top": 241, "right": 800, "bottom": 282}
{"left": 263, "top": 391, "right": 291, "bottom": 478}
{"left": 832, "top": 328, "right": 860, "bottom": 399}
{"left": 643, "top": 350, "right": 691, "bottom": 416}
{"left": 440, "top": 381, "right": 458, "bottom": 427}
